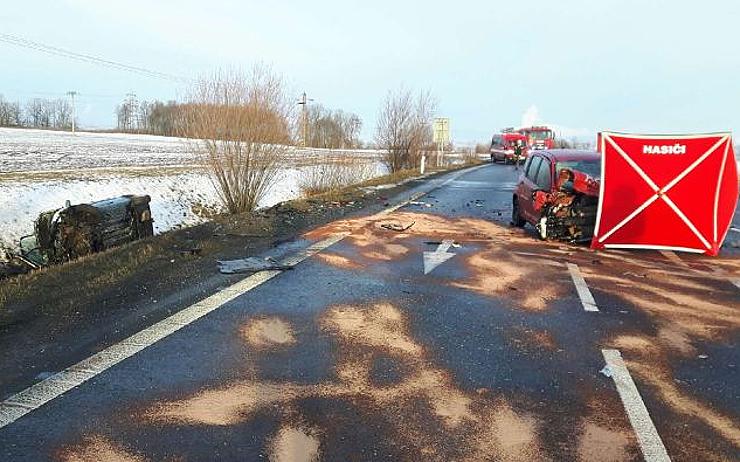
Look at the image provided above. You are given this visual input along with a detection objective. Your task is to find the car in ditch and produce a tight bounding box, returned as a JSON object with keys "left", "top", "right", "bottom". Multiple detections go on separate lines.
{"left": 511, "top": 150, "right": 601, "bottom": 242}
{"left": 0, "top": 195, "right": 155, "bottom": 279}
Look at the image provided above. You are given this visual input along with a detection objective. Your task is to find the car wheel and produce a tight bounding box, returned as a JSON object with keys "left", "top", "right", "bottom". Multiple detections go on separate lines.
{"left": 511, "top": 198, "right": 526, "bottom": 227}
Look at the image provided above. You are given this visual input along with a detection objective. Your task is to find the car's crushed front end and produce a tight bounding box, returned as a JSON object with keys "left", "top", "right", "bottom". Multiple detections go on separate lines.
{"left": 533, "top": 168, "right": 600, "bottom": 242}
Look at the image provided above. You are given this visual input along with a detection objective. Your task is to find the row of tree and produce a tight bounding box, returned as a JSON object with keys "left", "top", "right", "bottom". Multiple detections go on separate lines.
{"left": 0, "top": 95, "right": 74, "bottom": 130}
{"left": 304, "top": 105, "right": 362, "bottom": 149}
{"left": 114, "top": 96, "right": 365, "bottom": 150}
{"left": 115, "top": 99, "right": 184, "bottom": 136}
{"left": 182, "top": 67, "right": 437, "bottom": 216}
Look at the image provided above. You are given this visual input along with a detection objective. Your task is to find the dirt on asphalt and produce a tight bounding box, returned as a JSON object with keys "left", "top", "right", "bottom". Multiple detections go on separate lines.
{"left": 0, "top": 166, "right": 470, "bottom": 397}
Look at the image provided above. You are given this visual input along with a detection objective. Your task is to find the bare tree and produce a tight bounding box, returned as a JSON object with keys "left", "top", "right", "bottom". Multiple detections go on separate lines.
{"left": 51, "top": 98, "right": 73, "bottom": 129}
{"left": 182, "top": 67, "right": 293, "bottom": 214}
{"left": 137, "top": 100, "right": 152, "bottom": 132}
{"left": 375, "top": 88, "right": 436, "bottom": 172}
{"left": 146, "top": 100, "right": 182, "bottom": 136}
{"left": 25, "top": 99, "right": 47, "bottom": 128}
{"left": 116, "top": 95, "right": 141, "bottom": 132}
{"left": 305, "top": 104, "right": 363, "bottom": 149}
{"left": 0, "top": 96, "right": 21, "bottom": 127}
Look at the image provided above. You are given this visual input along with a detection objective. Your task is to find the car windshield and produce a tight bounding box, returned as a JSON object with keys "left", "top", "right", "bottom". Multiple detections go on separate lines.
{"left": 531, "top": 130, "right": 552, "bottom": 140}
{"left": 556, "top": 159, "right": 601, "bottom": 178}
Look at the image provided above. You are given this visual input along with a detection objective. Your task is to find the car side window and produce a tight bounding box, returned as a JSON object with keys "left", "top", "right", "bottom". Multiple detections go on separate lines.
{"left": 526, "top": 156, "right": 542, "bottom": 182}
{"left": 522, "top": 156, "right": 533, "bottom": 174}
{"left": 535, "top": 158, "right": 552, "bottom": 190}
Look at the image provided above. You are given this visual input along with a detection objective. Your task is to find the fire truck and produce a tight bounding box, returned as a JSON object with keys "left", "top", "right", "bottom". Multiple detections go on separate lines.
{"left": 519, "top": 126, "right": 555, "bottom": 150}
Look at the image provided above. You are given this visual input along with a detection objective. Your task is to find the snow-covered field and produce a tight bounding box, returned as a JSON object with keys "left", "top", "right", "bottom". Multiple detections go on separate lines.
{"left": 0, "top": 127, "right": 385, "bottom": 253}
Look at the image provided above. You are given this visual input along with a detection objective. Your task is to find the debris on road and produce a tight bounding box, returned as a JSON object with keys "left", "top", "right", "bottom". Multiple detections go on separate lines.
{"left": 599, "top": 365, "right": 613, "bottom": 378}
{"left": 623, "top": 271, "right": 648, "bottom": 279}
{"left": 381, "top": 221, "right": 416, "bottom": 232}
{"left": 409, "top": 201, "right": 433, "bottom": 208}
{"left": 217, "top": 257, "right": 294, "bottom": 274}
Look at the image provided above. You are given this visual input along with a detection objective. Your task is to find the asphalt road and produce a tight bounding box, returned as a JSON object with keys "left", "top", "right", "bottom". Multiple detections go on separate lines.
{"left": 0, "top": 163, "right": 738, "bottom": 461}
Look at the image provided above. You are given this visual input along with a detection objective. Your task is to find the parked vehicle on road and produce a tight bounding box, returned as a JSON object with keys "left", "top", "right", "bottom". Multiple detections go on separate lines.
{"left": 512, "top": 150, "right": 601, "bottom": 242}
{"left": 490, "top": 132, "right": 528, "bottom": 164}
{"left": 519, "top": 126, "right": 556, "bottom": 150}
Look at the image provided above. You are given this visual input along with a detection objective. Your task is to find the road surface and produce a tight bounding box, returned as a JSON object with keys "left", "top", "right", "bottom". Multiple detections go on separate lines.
{"left": 0, "top": 163, "right": 738, "bottom": 461}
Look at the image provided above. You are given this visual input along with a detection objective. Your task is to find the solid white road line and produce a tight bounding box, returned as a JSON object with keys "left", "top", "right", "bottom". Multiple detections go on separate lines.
{"left": 0, "top": 164, "right": 484, "bottom": 430}
{"left": 602, "top": 349, "right": 671, "bottom": 462}
{"left": 0, "top": 233, "right": 346, "bottom": 430}
{"left": 566, "top": 263, "right": 599, "bottom": 312}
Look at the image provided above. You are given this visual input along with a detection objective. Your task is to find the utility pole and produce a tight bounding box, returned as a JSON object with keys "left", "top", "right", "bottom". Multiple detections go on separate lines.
{"left": 297, "top": 92, "right": 314, "bottom": 147}
{"left": 66, "top": 91, "right": 77, "bottom": 134}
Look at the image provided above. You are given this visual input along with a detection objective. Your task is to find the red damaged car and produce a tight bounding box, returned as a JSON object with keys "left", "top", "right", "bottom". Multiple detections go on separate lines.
{"left": 512, "top": 150, "right": 601, "bottom": 242}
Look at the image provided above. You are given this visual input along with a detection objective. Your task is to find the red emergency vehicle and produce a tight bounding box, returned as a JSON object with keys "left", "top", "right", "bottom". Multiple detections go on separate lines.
{"left": 490, "top": 132, "right": 528, "bottom": 164}
{"left": 519, "top": 126, "right": 555, "bottom": 150}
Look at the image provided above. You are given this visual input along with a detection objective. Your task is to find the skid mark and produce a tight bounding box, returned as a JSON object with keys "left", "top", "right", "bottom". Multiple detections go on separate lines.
{"left": 57, "top": 435, "right": 147, "bottom": 462}
{"left": 242, "top": 317, "right": 296, "bottom": 349}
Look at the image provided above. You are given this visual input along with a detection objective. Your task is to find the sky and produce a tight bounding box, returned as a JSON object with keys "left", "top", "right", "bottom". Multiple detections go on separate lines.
{"left": 0, "top": 0, "right": 738, "bottom": 144}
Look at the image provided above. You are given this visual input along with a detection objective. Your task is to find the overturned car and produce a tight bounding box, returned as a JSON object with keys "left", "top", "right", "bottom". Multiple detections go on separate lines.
{"left": 1, "top": 195, "right": 154, "bottom": 278}
{"left": 512, "top": 150, "right": 601, "bottom": 242}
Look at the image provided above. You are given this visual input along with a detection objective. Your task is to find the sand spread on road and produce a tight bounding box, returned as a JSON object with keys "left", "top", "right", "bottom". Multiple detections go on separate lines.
{"left": 242, "top": 317, "right": 296, "bottom": 348}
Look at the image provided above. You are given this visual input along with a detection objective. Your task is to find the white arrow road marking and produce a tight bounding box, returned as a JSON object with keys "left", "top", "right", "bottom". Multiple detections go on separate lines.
{"left": 0, "top": 164, "right": 487, "bottom": 430}
{"left": 423, "top": 239, "right": 456, "bottom": 274}
{"left": 602, "top": 349, "right": 671, "bottom": 462}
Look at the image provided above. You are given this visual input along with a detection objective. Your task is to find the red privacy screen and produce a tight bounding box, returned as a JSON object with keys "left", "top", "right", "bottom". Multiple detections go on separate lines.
{"left": 592, "top": 132, "right": 738, "bottom": 256}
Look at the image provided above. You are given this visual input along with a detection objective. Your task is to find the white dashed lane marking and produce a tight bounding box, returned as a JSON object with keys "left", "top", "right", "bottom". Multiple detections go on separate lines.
{"left": 602, "top": 349, "right": 671, "bottom": 462}
{"left": 566, "top": 263, "right": 599, "bottom": 312}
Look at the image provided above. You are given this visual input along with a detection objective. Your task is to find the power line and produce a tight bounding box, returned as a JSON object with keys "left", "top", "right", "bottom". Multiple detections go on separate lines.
{"left": 0, "top": 33, "right": 191, "bottom": 83}
{"left": 1, "top": 90, "right": 123, "bottom": 99}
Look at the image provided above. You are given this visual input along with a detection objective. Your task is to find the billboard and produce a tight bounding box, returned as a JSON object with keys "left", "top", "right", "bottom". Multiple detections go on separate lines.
{"left": 592, "top": 132, "right": 737, "bottom": 256}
